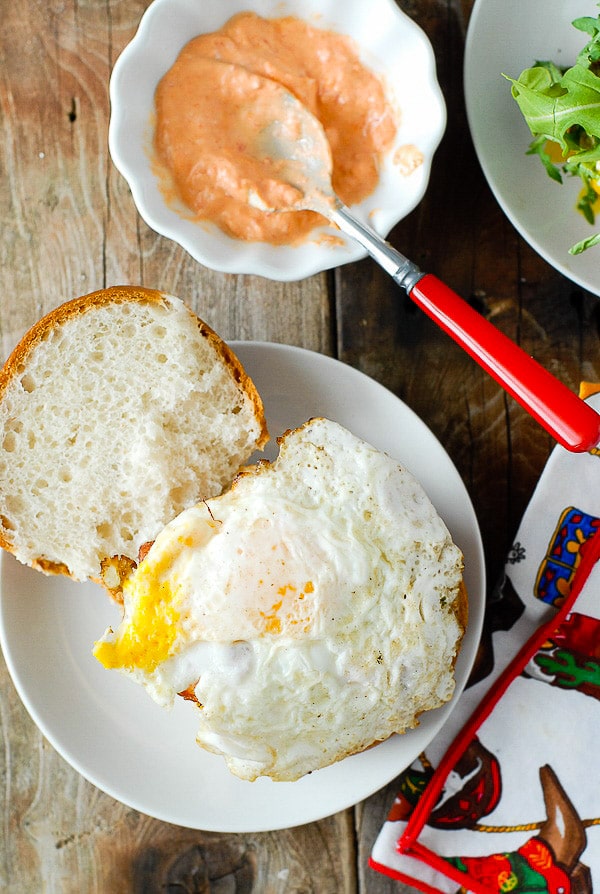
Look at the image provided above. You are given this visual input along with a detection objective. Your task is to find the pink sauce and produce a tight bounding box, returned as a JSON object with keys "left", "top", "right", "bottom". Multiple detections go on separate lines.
{"left": 153, "top": 12, "right": 397, "bottom": 245}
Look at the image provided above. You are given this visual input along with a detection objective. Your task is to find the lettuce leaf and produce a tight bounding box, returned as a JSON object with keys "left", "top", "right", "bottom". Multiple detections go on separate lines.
{"left": 505, "top": 65, "right": 600, "bottom": 149}
{"left": 504, "top": 4, "right": 600, "bottom": 253}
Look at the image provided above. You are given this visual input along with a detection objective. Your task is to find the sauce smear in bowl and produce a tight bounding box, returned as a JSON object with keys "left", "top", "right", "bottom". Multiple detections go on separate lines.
{"left": 153, "top": 12, "right": 397, "bottom": 245}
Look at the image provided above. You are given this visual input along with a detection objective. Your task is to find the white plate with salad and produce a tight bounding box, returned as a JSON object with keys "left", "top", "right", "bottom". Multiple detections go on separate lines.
{"left": 464, "top": 0, "right": 600, "bottom": 296}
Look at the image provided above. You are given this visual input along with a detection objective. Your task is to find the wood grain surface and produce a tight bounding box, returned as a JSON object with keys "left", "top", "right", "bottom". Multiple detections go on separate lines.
{"left": 1, "top": 1, "right": 599, "bottom": 891}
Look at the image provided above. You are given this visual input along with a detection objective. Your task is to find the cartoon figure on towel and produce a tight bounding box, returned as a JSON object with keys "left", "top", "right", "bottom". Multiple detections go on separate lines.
{"left": 525, "top": 611, "right": 600, "bottom": 702}
{"left": 443, "top": 763, "right": 591, "bottom": 894}
{"left": 526, "top": 506, "right": 600, "bottom": 703}
{"left": 390, "top": 742, "right": 592, "bottom": 894}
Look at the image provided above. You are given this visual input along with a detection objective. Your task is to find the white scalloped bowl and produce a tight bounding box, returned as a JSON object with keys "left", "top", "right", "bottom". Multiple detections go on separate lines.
{"left": 109, "top": 0, "right": 446, "bottom": 281}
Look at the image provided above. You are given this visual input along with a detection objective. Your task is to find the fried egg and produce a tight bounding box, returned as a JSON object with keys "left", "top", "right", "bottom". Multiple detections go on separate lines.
{"left": 94, "top": 417, "right": 466, "bottom": 781}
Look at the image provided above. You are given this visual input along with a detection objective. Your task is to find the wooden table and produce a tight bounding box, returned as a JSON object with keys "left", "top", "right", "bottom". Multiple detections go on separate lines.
{"left": 2, "top": 1, "right": 599, "bottom": 890}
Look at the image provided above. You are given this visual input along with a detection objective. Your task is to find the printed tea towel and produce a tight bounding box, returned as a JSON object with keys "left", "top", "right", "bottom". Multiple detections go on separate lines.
{"left": 370, "top": 387, "right": 600, "bottom": 894}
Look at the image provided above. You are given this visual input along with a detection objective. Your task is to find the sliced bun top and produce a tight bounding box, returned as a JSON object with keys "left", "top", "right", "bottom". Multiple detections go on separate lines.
{"left": 0, "top": 286, "right": 268, "bottom": 581}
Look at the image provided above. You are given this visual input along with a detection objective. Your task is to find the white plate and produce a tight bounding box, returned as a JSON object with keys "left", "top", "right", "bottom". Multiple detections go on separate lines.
{"left": 464, "top": 0, "right": 600, "bottom": 296}
{"left": 109, "top": 0, "right": 446, "bottom": 281}
{"left": 0, "top": 343, "right": 485, "bottom": 832}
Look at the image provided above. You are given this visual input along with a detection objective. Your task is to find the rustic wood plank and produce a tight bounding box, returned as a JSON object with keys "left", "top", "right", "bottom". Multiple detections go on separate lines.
{"left": 5, "top": 748, "right": 357, "bottom": 894}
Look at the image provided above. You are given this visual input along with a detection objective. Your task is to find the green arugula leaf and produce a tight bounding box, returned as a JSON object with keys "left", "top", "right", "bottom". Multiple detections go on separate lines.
{"left": 532, "top": 60, "right": 565, "bottom": 83}
{"left": 572, "top": 15, "right": 600, "bottom": 38}
{"left": 576, "top": 175, "right": 598, "bottom": 224}
{"left": 526, "top": 135, "right": 563, "bottom": 182}
{"left": 504, "top": 65, "right": 600, "bottom": 149}
{"left": 505, "top": 2, "right": 600, "bottom": 252}
{"left": 570, "top": 231, "right": 600, "bottom": 253}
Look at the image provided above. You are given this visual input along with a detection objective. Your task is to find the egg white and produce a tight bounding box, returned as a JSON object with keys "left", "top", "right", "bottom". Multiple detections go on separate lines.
{"left": 94, "top": 417, "right": 464, "bottom": 781}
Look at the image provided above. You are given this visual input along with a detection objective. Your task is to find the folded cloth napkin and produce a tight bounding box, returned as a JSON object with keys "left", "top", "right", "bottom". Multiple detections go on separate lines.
{"left": 370, "top": 387, "right": 600, "bottom": 894}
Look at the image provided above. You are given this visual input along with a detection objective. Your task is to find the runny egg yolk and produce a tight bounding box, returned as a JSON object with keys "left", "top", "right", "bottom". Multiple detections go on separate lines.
{"left": 93, "top": 529, "right": 317, "bottom": 672}
{"left": 94, "top": 560, "right": 180, "bottom": 674}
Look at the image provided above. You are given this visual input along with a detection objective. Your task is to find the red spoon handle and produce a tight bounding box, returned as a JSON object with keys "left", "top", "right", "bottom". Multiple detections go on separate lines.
{"left": 409, "top": 273, "right": 600, "bottom": 452}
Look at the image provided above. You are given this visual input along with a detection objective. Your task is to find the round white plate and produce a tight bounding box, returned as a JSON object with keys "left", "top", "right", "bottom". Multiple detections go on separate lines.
{"left": 0, "top": 343, "right": 485, "bottom": 832}
{"left": 464, "top": 0, "right": 600, "bottom": 296}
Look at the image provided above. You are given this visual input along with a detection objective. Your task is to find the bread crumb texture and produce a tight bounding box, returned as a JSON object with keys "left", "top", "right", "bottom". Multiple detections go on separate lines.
{"left": 0, "top": 287, "right": 267, "bottom": 581}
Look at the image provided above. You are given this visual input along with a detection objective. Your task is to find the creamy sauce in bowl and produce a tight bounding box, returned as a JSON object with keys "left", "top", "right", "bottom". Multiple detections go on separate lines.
{"left": 153, "top": 12, "right": 398, "bottom": 245}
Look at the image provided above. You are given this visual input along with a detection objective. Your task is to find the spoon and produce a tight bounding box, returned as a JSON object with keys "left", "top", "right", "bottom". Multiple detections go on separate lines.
{"left": 248, "top": 88, "right": 600, "bottom": 453}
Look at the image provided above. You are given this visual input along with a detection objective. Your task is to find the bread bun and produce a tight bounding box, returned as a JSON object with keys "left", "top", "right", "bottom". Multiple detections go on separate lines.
{"left": 0, "top": 286, "right": 268, "bottom": 582}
